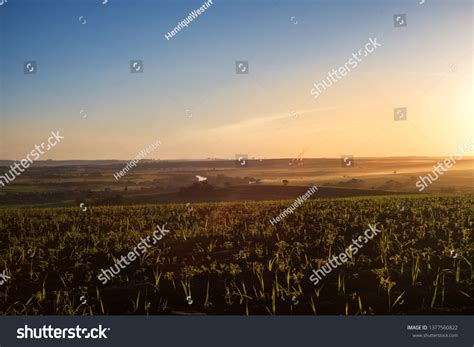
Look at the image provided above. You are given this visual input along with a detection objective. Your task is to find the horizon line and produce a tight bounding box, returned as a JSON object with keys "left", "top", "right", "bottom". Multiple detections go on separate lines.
{"left": 1, "top": 156, "right": 474, "bottom": 162}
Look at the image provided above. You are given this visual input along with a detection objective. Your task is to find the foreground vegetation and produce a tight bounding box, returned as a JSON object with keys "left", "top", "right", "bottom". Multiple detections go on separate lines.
{"left": 0, "top": 195, "right": 472, "bottom": 315}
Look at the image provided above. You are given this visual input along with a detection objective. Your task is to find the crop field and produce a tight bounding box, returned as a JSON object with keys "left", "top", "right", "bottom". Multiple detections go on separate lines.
{"left": 0, "top": 195, "right": 472, "bottom": 315}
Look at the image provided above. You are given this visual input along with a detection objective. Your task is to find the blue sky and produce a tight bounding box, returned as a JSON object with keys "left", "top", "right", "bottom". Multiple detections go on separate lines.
{"left": 0, "top": 0, "right": 472, "bottom": 159}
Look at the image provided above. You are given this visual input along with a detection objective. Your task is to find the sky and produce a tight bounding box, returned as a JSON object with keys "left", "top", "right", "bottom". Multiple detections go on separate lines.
{"left": 0, "top": 0, "right": 472, "bottom": 160}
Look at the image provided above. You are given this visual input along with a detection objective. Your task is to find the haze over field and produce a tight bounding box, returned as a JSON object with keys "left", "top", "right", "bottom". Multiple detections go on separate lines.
{"left": 0, "top": 157, "right": 472, "bottom": 208}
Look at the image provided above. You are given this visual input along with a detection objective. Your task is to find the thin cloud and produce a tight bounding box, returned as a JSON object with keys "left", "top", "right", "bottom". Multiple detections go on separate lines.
{"left": 209, "top": 107, "right": 339, "bottom": 133}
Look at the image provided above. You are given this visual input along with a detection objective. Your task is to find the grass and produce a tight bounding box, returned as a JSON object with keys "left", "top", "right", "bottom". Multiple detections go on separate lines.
{"left": 0, "top": 194, "right": 472, "bottom": 315}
